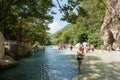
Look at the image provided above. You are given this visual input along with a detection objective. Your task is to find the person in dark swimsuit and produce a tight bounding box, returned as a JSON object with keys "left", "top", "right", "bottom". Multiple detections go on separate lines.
{"left": 77, "top": 46, "right": 84, "bottom": 71}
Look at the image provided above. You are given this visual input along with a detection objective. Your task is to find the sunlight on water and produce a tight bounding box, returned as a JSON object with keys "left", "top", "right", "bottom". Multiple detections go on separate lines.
{"left": 0, "top": 46, "right": 80, "bottom": 80}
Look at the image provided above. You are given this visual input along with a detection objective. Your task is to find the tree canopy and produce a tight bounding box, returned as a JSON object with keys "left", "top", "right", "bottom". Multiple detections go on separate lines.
{"left": 0, "top": 0, "right": 54, "bottom": 44}
{"left": 0, "top": 0, "right": 106, "bottom": 46}
{"left": 51, "top": 0, "right": 106, "bottom": 48}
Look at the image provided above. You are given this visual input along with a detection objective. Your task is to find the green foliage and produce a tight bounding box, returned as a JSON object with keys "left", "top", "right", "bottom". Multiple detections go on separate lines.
{"left": 50, "top": 32, "right": 62, "bottom": 44}
{"left": 76, "top": 0, "right": 105, "bottom": 48}
{"left": 77, "top": 32, "right": 88, "bottom": 43}
{"left": 0, "top": 0, "right": 55, "bottom": 44}
{"left": 0, "top": 0, "right": 106, "bottom": 46}
{"left": 57, "top": 0, "right": 87, "bottom": 24}
{"left": 45, "top": 36, "right": 52, "bottom": 45}
{"left": 88, "top": 33, "right": 102, "bottom": 48}
{"left": 60, "top": 30, "right": 71, "bottom": 44}
{"left": 52, "top": 0, "right": 106, "bottom": 48}
{"left": 50, "top": 24, "right": 72, "bottom": 44}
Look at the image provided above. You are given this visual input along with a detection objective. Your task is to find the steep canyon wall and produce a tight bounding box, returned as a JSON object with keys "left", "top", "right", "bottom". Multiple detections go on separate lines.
{"left": 101, "top": 0, "right": 120, "bottom": 50}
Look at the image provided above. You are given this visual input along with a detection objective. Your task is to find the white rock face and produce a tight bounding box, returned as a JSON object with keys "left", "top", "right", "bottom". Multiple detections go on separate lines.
{"left": 101, "top": 0, "right": 120, "bottom": 50}
{"left": 0, "top": 32, "right": 5, "bottom": 59}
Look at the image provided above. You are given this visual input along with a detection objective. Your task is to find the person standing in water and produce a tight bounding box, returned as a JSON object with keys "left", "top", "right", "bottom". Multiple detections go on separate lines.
{"left": 42, "top": 46, "right": 45, "bottom": 52}
{"left": 77, "top": 46, "right": 84, "bottom": 71}
{"left": 69, "top": 43, "right": 73, "bottom": 51}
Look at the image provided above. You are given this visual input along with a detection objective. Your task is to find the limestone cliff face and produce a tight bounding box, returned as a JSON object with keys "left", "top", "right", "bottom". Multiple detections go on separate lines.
{"left": 5, "top": 41, "right": 32, "bottom": 59}
{"left": 101, "top": 0, "right": 120, "bottom": 50}
{"left": 0, "top": 32, "right": 5, "bottom": 59}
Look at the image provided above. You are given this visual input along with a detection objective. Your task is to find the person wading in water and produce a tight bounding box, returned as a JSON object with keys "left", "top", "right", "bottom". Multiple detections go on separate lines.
{"left": 77, "top": 46, "right": 84, "bottom": 71}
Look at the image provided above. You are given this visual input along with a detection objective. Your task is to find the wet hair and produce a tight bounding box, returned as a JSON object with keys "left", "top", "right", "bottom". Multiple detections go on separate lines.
{"left": 79, "top": 46, "right": 83, "bottom": 51}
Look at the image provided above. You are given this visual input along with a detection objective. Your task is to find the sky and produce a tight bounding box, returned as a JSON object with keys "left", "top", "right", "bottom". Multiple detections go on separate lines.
{"left": 48, "top": 0, "right": 68, "bottom": 34}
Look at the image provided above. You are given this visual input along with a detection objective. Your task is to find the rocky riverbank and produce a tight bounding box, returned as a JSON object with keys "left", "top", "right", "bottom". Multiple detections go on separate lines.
{"left": 0, "top": 40, "right": 32, "bottom": 71}
{"left": 0, "top": 55, "right": 18, "bottom": 71}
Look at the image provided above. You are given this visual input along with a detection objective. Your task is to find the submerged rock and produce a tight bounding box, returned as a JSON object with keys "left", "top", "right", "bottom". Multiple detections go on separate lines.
{"left": 0, "top": 55, "right": 18, "bottom": 71}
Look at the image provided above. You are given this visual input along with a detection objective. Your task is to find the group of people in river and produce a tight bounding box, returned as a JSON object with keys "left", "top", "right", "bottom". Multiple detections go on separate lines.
{"left": 32, "top": 46, "right": 45, "bottom": 53}
{"left": 57, "top": 44, "right": 68, "bottom": 50}
{"left": 57, "top": 43, "right": 74, "bottom": 51}
{"left": 57, "top": 42, "right": 94, "bottom": 52}
{"left": 57, "top": 42, "right": 95, "bottom": 71}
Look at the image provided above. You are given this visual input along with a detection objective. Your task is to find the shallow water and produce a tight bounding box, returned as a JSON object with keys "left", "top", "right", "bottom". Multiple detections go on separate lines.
{"left": 0, "top": 46, "right": 80, "bottom": 80}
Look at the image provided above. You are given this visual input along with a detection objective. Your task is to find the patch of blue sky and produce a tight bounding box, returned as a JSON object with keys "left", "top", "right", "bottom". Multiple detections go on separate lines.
{"left": 48, "top": 0, "right": 69, "bottom": 34}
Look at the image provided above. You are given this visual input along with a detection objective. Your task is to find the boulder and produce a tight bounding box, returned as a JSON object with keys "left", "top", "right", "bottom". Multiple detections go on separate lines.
{"left": 0, "top": 40, "right": 32, "bottom": 70}
{"left": 5, "top": 41, "right": 32, "bottom": 59}
{"left": 0, "top": 55, "right": 18, "bottom": 71}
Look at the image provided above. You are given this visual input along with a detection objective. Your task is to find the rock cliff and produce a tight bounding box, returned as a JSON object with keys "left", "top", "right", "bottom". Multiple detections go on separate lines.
{"left": 0, "top": 32, "right": 18, "bottom": 71}
{"left": 0, "top": 33, "right": 32, "bottom": 70}
{"left": 5, "top": 41, "right": 32, "bottom": 59}
{"left": 101, "top": 0, "right": 120, "bottom": 50}
{"left": 0, "top": 32, "right": 5, "bottom": 59}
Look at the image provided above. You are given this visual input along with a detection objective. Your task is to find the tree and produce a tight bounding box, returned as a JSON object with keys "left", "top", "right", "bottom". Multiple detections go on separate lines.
{"left": 56, "top": 0, "right": 88, "bottom": 24}
{"left": 53, "top": 0, "right": 106, "bottom": 48}
{"left": 0, "top": 0, "right": 55, "bottom": 44}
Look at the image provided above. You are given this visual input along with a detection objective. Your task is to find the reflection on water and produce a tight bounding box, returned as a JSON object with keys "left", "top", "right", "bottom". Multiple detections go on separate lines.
{"left": 0, "top": 46, "right": 80, "bottom": 80}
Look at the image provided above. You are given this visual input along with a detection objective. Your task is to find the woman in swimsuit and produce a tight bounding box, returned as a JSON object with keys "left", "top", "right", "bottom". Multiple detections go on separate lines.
{"left": 77, "top": 46, "right": 84, "bottom": 71}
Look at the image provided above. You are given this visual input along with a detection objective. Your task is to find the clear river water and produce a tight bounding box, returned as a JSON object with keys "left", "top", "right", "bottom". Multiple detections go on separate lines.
{"left": 0, "top": 46, "right": 81, "bottom": 80}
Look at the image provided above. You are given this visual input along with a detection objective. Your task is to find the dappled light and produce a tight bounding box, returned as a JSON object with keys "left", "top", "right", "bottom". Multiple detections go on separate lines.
{"left": 81, "top": 56, "right": 120, "bottom": 80}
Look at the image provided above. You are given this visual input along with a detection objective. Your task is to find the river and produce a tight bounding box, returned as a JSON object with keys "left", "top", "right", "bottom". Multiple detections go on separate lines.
{"left": 0, "top": 46, "right": 81, "bottom": 80}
